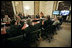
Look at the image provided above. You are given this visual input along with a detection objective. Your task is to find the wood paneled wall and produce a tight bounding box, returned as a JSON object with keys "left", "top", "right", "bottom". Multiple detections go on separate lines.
{"left": 58, "top": 1, "right": 71, "bottom": 10}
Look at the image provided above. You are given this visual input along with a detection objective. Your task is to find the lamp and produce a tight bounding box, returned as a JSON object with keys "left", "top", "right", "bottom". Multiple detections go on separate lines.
{"left": 24, "top": 6, "right": 30, "bottom": 10}
{"left": 24, "top": 6, "right": 30, "bottom": 16}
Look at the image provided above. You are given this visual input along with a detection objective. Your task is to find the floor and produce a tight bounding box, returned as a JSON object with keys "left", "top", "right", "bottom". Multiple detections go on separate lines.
{"left": 37, "top": 22, "right": 71, "bottom": 47}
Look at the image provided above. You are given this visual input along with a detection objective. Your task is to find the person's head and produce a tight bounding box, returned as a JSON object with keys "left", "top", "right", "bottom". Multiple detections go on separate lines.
{"left": 40, "top": 12, "right": 44, "bottom": 17}
{"left": 46, "top": 15, "right": 50, "bottom": 20}
{"left": 27, "top": 19, "right": 32, "bottom": 26}
{"left": 18, "top": 12, "right": 22, "bottom": 16}
{"left": 10, "top": 20, "right": 17, "bottom": 25}
{"left": 5, "top": 15, "right": 9, "bottom": 18}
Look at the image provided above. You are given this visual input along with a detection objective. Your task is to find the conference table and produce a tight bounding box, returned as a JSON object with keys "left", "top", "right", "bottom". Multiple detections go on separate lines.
{"left": 1, "top": 18, "right": 45, "bottom": 35}
{"left": 1, "top": 22, "right": 11, "bottom": 35}
{"left": 21, "top": 20, "right": 40, "bottom": 30}
{"left": 1, "top": 17, "right": 55, "bottom": 36}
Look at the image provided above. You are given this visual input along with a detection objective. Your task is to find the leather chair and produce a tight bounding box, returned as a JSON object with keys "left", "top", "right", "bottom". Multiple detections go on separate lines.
{"left": 6, "top": 35, "right": 25, "bottom": 47}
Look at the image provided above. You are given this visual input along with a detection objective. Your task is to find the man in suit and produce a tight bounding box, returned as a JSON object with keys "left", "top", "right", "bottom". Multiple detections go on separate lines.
{"left": 43, "top": 15, "right": 52, "bottom": 28}
{"left": 41, "top": 15, "right": 53, "bottom": 39}
{"left": 36, "top": 13, "right": 40, "bottom": 18}
{"left": 6, "top": 20, "right": 22, "bottom": 38}
{"left": 20, "top": 13, "right": 25, "bottom": 19}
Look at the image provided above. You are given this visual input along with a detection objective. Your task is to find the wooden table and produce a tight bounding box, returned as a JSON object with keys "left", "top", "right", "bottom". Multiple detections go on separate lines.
{"left": 1, "top": 22, "right": 10, "bottom": 35}
{"left": 1, "top": 19, "right": 45, "bottom": 35}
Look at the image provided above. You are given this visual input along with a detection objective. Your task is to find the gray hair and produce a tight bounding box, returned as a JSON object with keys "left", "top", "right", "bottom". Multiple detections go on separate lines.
{"left": 27, "top": 19, "right": 32, "bottom": 25}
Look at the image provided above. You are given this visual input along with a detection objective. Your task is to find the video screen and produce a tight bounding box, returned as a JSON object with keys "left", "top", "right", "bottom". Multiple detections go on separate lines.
{"left": 60, "top": 10, "right": 70, "bottom": 16}
{"left": 53, "top": 11, "right": 59, "bottom": 15}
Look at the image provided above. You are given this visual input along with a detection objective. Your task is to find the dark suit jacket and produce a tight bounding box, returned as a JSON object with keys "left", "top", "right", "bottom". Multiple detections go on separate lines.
{"left": 43, "top": 19, "right": 52, "bottom": 28}
{"left": 6, "top": 25, "right": 22, "bottom": 38}
{"left": 36, "top": 15, "right": 40, "bottom": 18}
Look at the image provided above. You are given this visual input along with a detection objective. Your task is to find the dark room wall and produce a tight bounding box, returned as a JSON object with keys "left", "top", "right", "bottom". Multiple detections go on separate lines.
{"left": 58, "top": 1, "right": 71, "bottom": 10}
{"left": 1, "top": 1, "right": 14, "bottom": 19}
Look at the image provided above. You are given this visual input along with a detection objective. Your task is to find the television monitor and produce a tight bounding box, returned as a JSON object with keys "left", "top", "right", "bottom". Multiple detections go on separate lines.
{"left": 53, "top": 10, "right": 59, "bottom": 15}
{"left": 60, "top": 10, "right": 70, "bottom": 16}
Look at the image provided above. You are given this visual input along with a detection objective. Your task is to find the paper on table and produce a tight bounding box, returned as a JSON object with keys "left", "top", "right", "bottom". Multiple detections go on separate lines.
{"left": 25, "top": 24, "right": 29, "bottom": 27}
{"left": 21, "top": 23, "right": 29, "bottom": 30}
{"left": 37, "top": 21, "right": 40, "bottom": 23}
{"left": 1, "top": 23, "right": 6, "bottom": 25}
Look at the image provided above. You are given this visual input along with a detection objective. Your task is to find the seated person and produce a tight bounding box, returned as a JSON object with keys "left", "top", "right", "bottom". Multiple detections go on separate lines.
{"left": 22, "top": 18, "right": 41, "bottom": 31}
{"left": 22, "top": 19, "right": 33, "bottom": 30}
{"left": 14, "top": 14, "right": 21, "bottom": 25}
{"left": 27, "top": 19, "right": 31, "bottom": 25}
{"left": 40, "top": 12, "right": 44, "bottom": 18}
{"left": 18, "top": 12, "right": 22, "bottom": 18}
{"left": 20, "top": 21, "right": 24, "bottom": 27}
{"left": 52, "top": 17, "right": 60, "bottom": 26}
{"left": 3, "top": 15, "right": 11, "bottom": 24}
{"left": 25, "top": 15, "right": 28, "bottom": 19}
{"left": 22, "top": 20, "right": 34, "bottom": 40}
{"left": 42, "top": 16, "right": 45, "bottom": 18}
{"left": 36, "top": 13, "right": 40, "bottom": 18}
{"left": 27, "top": 15, "right": 31, "bottom": 18}
{"left": 43, "top": 15, "right": 53, "bottom": 29}
{"left": 58, "top": 16, "right": 63, "bottom": 25}
{"left": 6, "top": 20, "right": 22, "bottom": 38}
{"left": 20, "top": 13, "right": 25, "bottom": 19}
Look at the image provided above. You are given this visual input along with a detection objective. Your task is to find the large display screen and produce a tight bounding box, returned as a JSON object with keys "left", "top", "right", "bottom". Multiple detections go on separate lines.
{"left": 53, "top": 11, "right": 59, "bottom": 15}
{"left": 60, "top": 10, "right": 70, "bottom": 16}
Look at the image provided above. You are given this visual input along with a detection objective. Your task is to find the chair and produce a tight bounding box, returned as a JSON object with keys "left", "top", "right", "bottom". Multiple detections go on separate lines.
{"left": 20, "top": 21, "right": 24, "bottom": 27}
{"left": 22, "top": 24, "right": 41, "bottom": 46}
{"left": 33, "top": 23, "right": 42, "bottom": 31}
{"left": 6, "top": 25, "right": 23, "bottom": 38}
{"left": 41, "top": 24, "right": 55, "bottom": 42}
{"left": 6, "top": 35, "right": 25, "bottom": 47}
{"left": 25, "top": 29, "right": 41, "bottom": 46}
{"left": 55, "top": 23, "right": 61, "bottom": 30}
